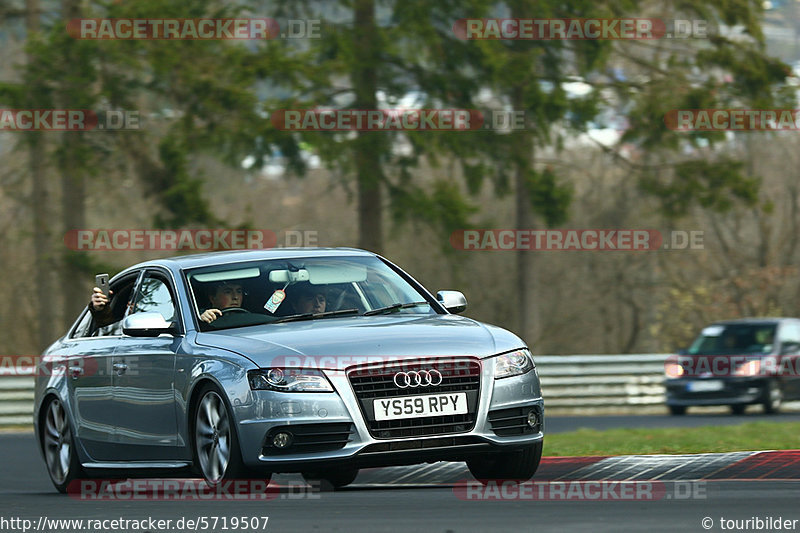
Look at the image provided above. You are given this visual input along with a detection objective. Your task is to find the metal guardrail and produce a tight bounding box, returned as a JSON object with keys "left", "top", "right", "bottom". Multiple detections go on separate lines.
{"left": 535, "top": 354, "right": 668, "bottom": 408}
{"left": 0, "top": 377, "right": 36, "bottom": 426}
{"left": 0, "top": 354, "right": 671, "bottom": 427}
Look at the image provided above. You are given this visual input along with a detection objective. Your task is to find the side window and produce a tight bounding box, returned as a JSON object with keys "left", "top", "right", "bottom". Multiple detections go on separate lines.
{"left": 133, "top": 274, "right": 176, "bottom": 323}
{"left": 71, "top": 310, "right": 93, "bottom": 339}
{"left": 94, "top": 276, "right": 138, "bottom": 337}
{"left": 780, "top": 322, "right": 800, "bottom": 344}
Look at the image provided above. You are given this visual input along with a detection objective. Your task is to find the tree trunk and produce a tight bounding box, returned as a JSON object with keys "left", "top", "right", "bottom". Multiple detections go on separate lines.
{"left": 60, "top": 0, "right": 87, "bottom": 323}
{"left": 352, "top": 0, "right": 383, "bottom": 253}
{"left": 60, "top": 136, "right": 87, "bottom": 322}
{"left": 515, "top": 155, "right": 536, "bottom": 344}
{"left": 512, "top": 86, "right": 538, "bottom": 346}
{"left": 26, "top": 0, "right": 55, "bottom": 351}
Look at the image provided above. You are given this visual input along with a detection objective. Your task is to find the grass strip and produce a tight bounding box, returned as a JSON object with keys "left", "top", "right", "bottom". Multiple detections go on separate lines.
{"left": 544, "top": 421, "right": 800, "bottom": 456}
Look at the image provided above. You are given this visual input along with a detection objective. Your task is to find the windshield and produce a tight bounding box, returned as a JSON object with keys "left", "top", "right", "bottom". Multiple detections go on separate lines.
{"left": 186, "top": 255, "right": 437, "bottom": 330}
{"left": 687, "top": 323, "right": 777, "bottom": 355}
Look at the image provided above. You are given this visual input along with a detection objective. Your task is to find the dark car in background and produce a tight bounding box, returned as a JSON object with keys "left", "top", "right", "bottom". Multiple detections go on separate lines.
{"left": 664, "top": 318, "right": 800, "bottom": 415}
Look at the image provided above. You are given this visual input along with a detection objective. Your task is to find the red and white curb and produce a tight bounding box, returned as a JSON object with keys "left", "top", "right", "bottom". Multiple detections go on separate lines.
{"left": 347, "top": 450, "right": 800, "bottom": 486}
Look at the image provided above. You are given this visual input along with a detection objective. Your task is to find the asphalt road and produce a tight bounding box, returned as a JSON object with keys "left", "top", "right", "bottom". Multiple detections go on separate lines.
{"left": 3, "top": 415, "right": 799, "bottom": 533}
{"left": 3, "top": 478, "right": 798, "bottom": 533}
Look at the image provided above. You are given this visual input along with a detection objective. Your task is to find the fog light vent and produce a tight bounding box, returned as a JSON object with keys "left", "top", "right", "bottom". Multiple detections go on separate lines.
{"left": 272, "top": 432, "right": 293, "bottom": 449}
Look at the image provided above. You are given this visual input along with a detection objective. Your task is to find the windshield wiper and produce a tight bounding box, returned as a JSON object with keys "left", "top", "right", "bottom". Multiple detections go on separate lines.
{"left": 274, "top": 308, "right": 360, "bottom": 324}
{"left": 363, "top": 301, "right": 430, "bottom": 316}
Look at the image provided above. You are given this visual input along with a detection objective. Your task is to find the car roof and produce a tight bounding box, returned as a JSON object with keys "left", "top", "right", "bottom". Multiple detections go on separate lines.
{"left": 119, "top": 247, "right": 377, "bottom": 275}
{"left": 710, "top": 317, "right": 797, "bottom": 326}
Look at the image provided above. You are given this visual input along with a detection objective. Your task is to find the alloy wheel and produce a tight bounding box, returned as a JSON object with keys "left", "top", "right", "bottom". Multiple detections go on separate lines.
{"left": 195, "top": 391, "right": 232, "bottom": 484}
{"left": 43, "top": 399, "right": 72, "bottom": 485}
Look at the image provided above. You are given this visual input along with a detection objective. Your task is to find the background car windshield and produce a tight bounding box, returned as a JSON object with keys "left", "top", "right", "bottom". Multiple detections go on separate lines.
{"left": 688, "top": 324, "right": 777, "bottom": 355}
{"left": 187, "top": 256, "right": 434, "bottom": 329}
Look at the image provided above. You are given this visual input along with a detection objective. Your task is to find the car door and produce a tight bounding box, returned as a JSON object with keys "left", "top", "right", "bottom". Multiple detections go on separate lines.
{"left": 65, "top": 271, "right": 141, "bottom": 461}
{"left": 111, "top": 268, "right": 183, "bottom": 460}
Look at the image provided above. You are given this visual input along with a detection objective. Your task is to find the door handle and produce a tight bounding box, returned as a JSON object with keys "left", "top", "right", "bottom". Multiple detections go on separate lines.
{"left": 68, "top": 366, "right": 84, "bottom": 379}
{"left": 113, "top": 363, "right": 128, "bottom": 375}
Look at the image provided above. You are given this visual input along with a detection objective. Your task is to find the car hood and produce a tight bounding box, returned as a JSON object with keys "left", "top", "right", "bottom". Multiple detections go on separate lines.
{"left": 195, "top": 314, "right": 526, "bottom": 369}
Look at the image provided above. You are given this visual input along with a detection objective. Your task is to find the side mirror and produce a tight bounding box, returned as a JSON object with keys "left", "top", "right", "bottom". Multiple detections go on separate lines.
{"left": 780, "top": 342, "right": 800, "bottom": 355}
{"left": 122, "top": 312, "right": 176, "bottom": 337}
{"left": 437, "top": 290, "right": 467, "bottom": 314}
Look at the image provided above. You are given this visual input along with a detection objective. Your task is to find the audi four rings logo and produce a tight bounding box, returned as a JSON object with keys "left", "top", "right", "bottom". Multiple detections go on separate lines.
{"left": 393, "top": 369, "right": 443, "bottom": 388}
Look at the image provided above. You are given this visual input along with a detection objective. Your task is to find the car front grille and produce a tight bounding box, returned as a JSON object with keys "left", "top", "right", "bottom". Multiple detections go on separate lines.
{"left": 488, "top": 405, "right": 541, "bottom": 436}
{"left": 348, "top": 358, "right": 481, "bottom": 439}
{"left": 360, "top": 436, "right": 485, "bottom": 454}
{"left": 262, "top": 423, "right": 354, "bottom": 455}
{"left": 665, "top": 379, "right": 762, "bottom": 401}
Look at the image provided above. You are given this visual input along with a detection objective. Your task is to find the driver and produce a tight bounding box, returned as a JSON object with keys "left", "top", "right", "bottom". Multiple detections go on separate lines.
{"left": 200, "top": 281, "right": 245, "bottom": 323}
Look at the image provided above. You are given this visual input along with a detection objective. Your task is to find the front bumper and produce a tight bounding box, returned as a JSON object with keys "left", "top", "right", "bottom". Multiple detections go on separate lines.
{"left": 664, "top": 377, "right": 771, "bottom": 407}
{"left": 235, "top": 361, "right": 544, "bottom": 472}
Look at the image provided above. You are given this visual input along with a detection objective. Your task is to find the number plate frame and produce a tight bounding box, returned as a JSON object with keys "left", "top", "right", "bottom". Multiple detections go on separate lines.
{"left": 373, "top": 392, "right": 468, "bottom": 421}
{"left": 686, "top": 380, "right": 724, "bottom": 392}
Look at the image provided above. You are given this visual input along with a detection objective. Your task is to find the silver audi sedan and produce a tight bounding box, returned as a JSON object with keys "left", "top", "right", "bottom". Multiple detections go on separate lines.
{"left": 34, "top": 248, "right": 544, "bottom": 492}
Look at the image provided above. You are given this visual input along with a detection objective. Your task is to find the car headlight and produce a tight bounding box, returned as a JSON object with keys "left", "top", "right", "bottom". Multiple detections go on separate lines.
{"left": 494, "top": 349, "right": 535, "bottom": 379}
{"left": 665, "top": 362, "right": 685, "bottom": 378}
{"left": 734, "top": 359, "right": 761, "bottom": 377}
{"left": 248, "top": 368, "right": 334, "bottom": 392}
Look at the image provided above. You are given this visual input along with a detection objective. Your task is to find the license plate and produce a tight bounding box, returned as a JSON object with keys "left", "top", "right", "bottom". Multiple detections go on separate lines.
{"left": 687, "top": 380, "right": 724, "bottom": 392}
{"left": 373, "top": 393, "right": 468, "bottom": 421}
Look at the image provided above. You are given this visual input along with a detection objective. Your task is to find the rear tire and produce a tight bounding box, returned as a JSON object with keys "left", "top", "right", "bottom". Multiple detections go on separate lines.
{"left": 467, "top": 441, "right": 543, "bottom": 484}
{"left": 302, "top": 468, "right": 359, "bottom": 491}
{"left": 40, "top": 397, "right": 84, "bottom": 493}
{"left": 668, "top": 405, "right": 687, "bottom": 416}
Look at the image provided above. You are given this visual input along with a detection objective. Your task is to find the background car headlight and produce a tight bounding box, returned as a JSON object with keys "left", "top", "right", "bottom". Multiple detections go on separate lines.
{"left": 734, "top": 359, "right": 761, "bottom": 377}
{"left": 494, "top": 349, "right": 535, "bottom": 379}
{"left": 248, "top": 368, "right": 334, "bottom": 392}
{"left": 665, "top": 362, "right": 685, "bottom": 378}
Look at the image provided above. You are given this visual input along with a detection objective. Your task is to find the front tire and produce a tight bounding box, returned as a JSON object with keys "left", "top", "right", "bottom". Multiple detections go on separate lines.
{"left": 669, "top": 405, "right": 687, "bottom": 416}
{"left": 192, "top": 384, "right": 267, "bottom": 487}
{"left": 763, "top": 381, "right": 782, "bottom": 414}
{"left": 41, "top": 397, "right": 84, "bottom": 493}
{"left": 467, "top": 441, "right": 543, "bottom": 484}
{"left": 730, "top": 404, "right": 746, "bottom": 415}
{"left": 302, "top": 468, "right": 359, "bottom": 490}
